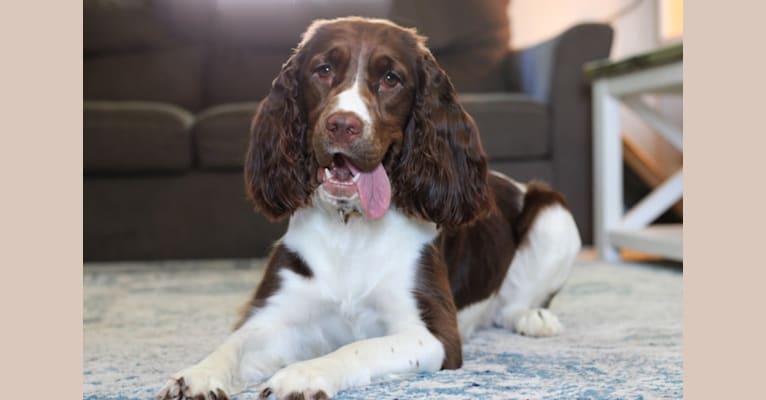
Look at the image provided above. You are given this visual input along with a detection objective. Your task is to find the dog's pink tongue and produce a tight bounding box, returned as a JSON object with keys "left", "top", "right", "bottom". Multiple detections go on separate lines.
{"left": 349, "top": 162, "right": 391, "bottom": 219}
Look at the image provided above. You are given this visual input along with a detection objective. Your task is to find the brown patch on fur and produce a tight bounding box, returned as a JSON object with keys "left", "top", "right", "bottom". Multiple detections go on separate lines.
{"left": 276, "top": 392, "right": 328, "bottom": 400}
{"left": 514, "top": 181, "right": 569, "bottom": 242}
{"left": 439, "top": 175, "right": 571, "bottom": 311}
{"left": 233, "top": 244, "right": 312, "bottom": 330}
{"left": 439, "top": 174, "right": 524, "bottom": 309}
{"left": 414, "top": 244, "right": 463, "bottom": 369}
{"left": 215, "top": 388, "right": 230, "bottom": 400}
{"left": 244, "top": 48, "right": 318, "bottom": 220}
{"left": 388, "top": 48, "right": 494, "bottom": 228}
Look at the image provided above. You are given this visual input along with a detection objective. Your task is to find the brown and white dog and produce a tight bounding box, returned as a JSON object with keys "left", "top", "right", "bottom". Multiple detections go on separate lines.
{"left": 158, "top": 17, "right": 580, "bottom": 400}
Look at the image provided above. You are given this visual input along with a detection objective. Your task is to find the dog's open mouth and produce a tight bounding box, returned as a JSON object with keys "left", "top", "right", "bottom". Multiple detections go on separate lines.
{"left": 317, "top": 154, "right": 391, "bottom": 219}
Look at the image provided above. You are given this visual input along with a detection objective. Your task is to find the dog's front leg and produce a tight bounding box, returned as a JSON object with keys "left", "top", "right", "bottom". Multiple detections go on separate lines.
{"left": 157, "top": 327, "right": 248, "bottom": 400}
{"left": 259, "top": 325, "right": 445, "bottom": 399}
{"left": 157, "top": 323, "right": 302, "bottom": 400}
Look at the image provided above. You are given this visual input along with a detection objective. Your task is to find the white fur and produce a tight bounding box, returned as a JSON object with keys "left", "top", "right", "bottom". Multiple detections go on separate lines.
{"left": 335, "top": 80, "right": 372, "bottom": 126}
{"left": 492, "top": 204, "right": 581, "bottom": 337}
{"left": 333, "top": 53, "right": 372, "bottom": 129}
{"left": 259, "top": 207, "right": 445, "bottom": 397}
{"left": 261, "top": 325, "right": 443, "bottom": 398}
{"left": 456, "top": 297, "right": 495, "bottom": 339}
{"left": 513, "top": 308, "right": 563, "bottom": 337}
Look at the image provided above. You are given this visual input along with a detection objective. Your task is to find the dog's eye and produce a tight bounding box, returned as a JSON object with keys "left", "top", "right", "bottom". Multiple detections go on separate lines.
{"left": 315, "top": 64, "right": 333, "bottom": 79}
{"left": 380, "top": 71, "right": 401, "bottom": 90}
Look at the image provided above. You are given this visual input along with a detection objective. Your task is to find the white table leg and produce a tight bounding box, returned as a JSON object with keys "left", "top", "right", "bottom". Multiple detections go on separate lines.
{"left": 593, "top": 80, "right": 622, "bottom": 261}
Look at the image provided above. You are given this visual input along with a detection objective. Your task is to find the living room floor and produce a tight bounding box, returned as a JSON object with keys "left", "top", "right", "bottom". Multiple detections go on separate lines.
{"left": 83, "top": 253, "right": 682, "bottom": 400}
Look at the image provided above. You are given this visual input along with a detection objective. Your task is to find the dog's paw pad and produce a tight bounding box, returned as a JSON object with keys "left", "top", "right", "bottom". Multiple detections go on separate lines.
{"left": 513, "top": 308, "right": 562, "bottom": 337}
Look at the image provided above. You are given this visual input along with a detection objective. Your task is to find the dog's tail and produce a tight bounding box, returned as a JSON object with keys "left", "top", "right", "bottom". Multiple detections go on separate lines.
{"left": 513, "top": 181, "right": 570, "bottom": 243}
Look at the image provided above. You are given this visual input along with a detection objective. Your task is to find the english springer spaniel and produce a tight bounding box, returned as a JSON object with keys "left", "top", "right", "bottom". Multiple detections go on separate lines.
{"left": 159, "top": 17, "right": 581, "bottom": 400}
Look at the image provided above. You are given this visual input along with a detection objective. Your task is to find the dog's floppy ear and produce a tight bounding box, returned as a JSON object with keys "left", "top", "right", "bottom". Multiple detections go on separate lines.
{"left": 391, "top": 49, "right": 493, "bottom": 228}
{"left": 244, "top": 51, "right": 316, "bottom": 220}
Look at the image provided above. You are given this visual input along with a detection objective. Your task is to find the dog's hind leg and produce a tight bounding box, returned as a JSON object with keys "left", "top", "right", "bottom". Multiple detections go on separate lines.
{"left": 493, "top": 203, "right": 581, "bottom": 337}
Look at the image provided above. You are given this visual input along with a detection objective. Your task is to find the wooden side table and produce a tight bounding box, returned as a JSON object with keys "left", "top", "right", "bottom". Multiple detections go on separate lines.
{"left": 585, "top": 44, "right": 683, "bottom": 262}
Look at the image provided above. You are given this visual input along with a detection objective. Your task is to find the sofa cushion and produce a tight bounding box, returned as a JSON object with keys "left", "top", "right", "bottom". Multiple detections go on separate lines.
{"left": 84, "top": 47, "right": 205, "bottom": 111}
{"left": 84, "top": 101, "right": 194, "bottom": 173}
{"left": 459, "top": 93, "right": 549, "bottom": 160}
{"left": 193, "top": 103, "right": 259, "bottom": 169}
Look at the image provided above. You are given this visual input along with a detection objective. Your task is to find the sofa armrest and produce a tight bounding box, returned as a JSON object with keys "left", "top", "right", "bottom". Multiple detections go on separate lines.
{"left": 511, "top": 23, "right": 613, "bottom": 104}
{"left": 509, "top": 23, "right": 613, "bottom": 243}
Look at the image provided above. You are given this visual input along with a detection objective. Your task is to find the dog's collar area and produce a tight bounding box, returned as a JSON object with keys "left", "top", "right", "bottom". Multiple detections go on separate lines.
{"left": 337, "top": 206, "right": 361, "bottom": 224}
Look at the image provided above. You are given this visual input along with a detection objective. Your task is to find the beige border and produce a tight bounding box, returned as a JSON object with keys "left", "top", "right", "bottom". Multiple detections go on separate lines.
{"left": 685, "top": 1, "right": 765, "bottom": 398}
{"left": 2, "top": 2, "right": 82, "bottom": 398}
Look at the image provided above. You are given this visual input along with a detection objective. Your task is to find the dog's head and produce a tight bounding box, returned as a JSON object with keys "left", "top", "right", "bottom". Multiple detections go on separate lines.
{"left": 245, "top": 17, "right": 492, "bottom": 227}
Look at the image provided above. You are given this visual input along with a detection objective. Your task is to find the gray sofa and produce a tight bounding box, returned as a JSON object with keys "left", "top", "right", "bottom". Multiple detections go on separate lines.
{"left": 84, "top": 0, "right": 613, "bottom": 261}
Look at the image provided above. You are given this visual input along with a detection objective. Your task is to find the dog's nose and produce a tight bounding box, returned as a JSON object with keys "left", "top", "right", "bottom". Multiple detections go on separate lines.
{"left": 326, "top": 112, "right": 363, "bottom": 143}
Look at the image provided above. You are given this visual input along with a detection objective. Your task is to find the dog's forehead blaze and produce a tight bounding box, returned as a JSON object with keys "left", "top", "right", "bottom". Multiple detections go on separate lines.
{"left": 299, "top": 19, "right": 422, "bottom": 108}
{"left": 300, "top": 18, "right": 423, "bottom": 63}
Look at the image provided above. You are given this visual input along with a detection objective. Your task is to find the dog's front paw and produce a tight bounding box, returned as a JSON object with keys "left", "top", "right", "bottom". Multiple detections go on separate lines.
{"left": 513, "top": 308, "right": 562, "bottom": 337}
{"left": 258, "top": 360, "right": 339, "bottom": 400}
{"left": 157, "top": 366, "right": 231, "bottom": 400}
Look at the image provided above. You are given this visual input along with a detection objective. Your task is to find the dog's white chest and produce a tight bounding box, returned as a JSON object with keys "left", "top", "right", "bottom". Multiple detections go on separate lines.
{"left": 280, "top": 207, "right": 439, "bottom": 339}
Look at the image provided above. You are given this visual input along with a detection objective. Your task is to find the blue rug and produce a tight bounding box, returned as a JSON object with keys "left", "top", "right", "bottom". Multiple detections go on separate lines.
{"left": 83, "top": 258, "right": 682, "bottom": 399}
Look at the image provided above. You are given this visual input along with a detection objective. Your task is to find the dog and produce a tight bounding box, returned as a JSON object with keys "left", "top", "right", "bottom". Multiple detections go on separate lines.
{"left": 158, "top": 17, "right": 581, "bottom": 400}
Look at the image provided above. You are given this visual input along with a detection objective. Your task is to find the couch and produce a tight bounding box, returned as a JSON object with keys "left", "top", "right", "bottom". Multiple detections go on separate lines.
{"left": 84, "top": 0, "right": 613, "bottom": 261}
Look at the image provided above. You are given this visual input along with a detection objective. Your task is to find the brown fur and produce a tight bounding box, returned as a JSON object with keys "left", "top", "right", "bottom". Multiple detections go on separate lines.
{"left": 438, "top": 177, "right": 571, "bottom": 311}
{"left": 414, "top": 244, "right": 463, "bottom": 369}
{"left": 388, "top": 49, "right": 493, "bottom": 228}
{"left": 278, "top": 391, "right": 327, "bottom": 400}
{"left": 234, "top": 244, "right": 313, "bottom": 330}
{"left": 514, "top": 181, "right": 569, "bottom": 242}
{"left": 438, "top": 174, "right": 523, "bottom": 309}
{"left": 244, "top": 49, "right": 318, "bottom": 220}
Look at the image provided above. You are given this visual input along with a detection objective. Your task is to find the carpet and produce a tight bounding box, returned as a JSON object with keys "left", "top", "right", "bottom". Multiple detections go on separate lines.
{"left": 83, "top": 258, "right": 682, "bottom": 400}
